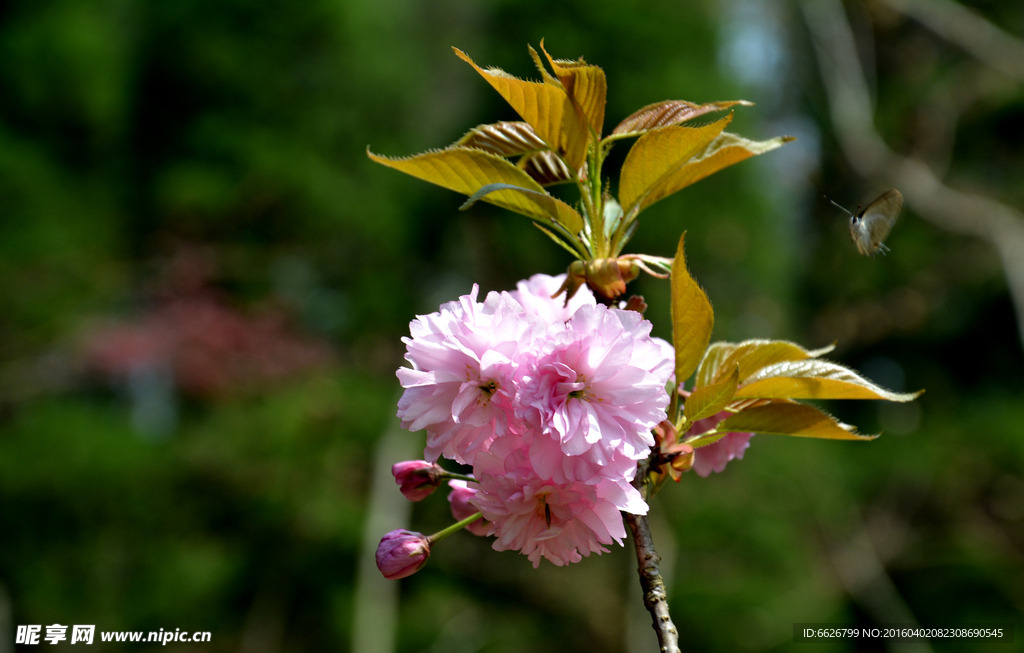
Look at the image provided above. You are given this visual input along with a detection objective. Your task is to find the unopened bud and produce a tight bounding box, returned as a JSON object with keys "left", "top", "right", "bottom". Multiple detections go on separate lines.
{"left": 375, "top": 529, "right": 431, "bottom": 580}
{"left": 653, "top": 420, "right": 694, "bottom": 482}
{"left": 392, "top": 460, "right": 443, "bottom": 502}
{"left": 583, "top": 258, "right": 639, "bottom": 301}
{"left": 553, "top": 258, "right": 644, "bottom": 305}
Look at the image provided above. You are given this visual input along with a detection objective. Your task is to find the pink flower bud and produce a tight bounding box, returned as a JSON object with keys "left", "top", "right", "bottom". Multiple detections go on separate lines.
{"left": 447, "top": 480, "right": 489, "bottom": 536}
{"left": 391, "top": 460, "right": 443, "bottom": 502}
{"left": 375, "top": 529, "right": 431, "bottom": 580}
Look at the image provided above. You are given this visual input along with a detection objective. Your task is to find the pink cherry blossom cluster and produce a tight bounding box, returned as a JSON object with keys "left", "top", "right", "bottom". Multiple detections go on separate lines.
{"left": 379, "top": 274, "right": 756, "bottom": 575}
{"left": 396, "top": 274, "right": 672, "bottom": 567}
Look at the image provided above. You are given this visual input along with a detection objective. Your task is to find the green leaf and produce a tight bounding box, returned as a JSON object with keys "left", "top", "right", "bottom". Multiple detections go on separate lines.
{"left": 694, "top": 341, "right": 742, "bottom": 388}
{"left": 539, "top": 41, "right": 607, "bottom": 138}
{"left": 718, "top": 402, "right": 876, "bottom": 441}
{"left": 671, "top": 232, "right": 713, "bottom": 385}
{"left": 652, "top": 131, "right": 794, "bottom": 199}
{"left": 695, "top": 339, "right": 833, "bottom": 388}
{"left": 684, "top": 430, "right": 729, "bottom": 449}
{"left": 367, "top": 147, "right": 583, "bottom": 234}
{"left": 453, "top": 47, "right": 590, "bottom": 171}
{"left": 619, "top": 115, "right": 732, "bottom": 218}
{"left": 683, "top": 363, "right": 739, "bottom": 424}
{"left": 735, "top": 359, "right": 925, "bottom": 401}
{"left": 609, "top": 99, "right": 753, "bottom": 139}
{"left": 459, "top": 182, "right": 584, "bottom": 235}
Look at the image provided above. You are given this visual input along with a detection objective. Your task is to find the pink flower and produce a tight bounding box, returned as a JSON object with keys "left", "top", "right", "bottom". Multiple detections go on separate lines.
{"left": 687, "top": 411, "right": 754, "bottom": 477}
{"left": 469, "top": 437, "right": 647, "bottom": 567}
{"left": 447, "top": 480, "right": 489, "bottom": 536}
{"left": 376, "top": 530, "right": 431, "bottom": 580}
{"left": 692, "top": 432, "right": 754, "bottom": 477}
{"left": 392, "top": 278, "right": 676, "bottom": 569}
{"left": 396, "top": 287, "right": 537, "bottom": 464}
{"left": 507, "top": 273, "right": 595, "bottom": 323}
{"left": 392, "top": 460, "right": 443, "bottom": 502}
{"left": 519, "top": 304, "right": 672, "bottom": 465}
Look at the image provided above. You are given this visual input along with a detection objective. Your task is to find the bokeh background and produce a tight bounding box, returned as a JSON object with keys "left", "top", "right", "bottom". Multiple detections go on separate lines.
{"left": 2, "top": 1, "right": 1022, "bottom": 651}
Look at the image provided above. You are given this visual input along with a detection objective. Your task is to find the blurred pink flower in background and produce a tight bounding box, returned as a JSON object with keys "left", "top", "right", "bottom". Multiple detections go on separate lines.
{"left": 81, "top": 246, "right": 332, "bottom": 401}
{"left": 686, "top": 411, "right": 755, "bottom": 477}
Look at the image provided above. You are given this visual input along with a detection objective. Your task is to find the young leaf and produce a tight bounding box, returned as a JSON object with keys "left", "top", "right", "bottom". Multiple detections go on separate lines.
{"left": 459, "top": 182, "right": 584, "bottom": 235}
{"left": 610, "top": 99, "right": 752, "bottom": 139}
{"left": 734, "top": 359, "right": 924, "bottom": 401}
{"left": 539, "top": 41, "right": 607, "bottom": 137}
{"left": 367, "top": 147, "right": 583, "bottom": 233}
{"left": 651, "top": 132, "right": 794, "bottom": 200}
{"left": 453, "top": 47, "right": 590, "bottom": 171}
{"left": 518, "top": 150, "right": 575, "bottom": 186}
{"left": 619, "top": 115, "right": 732, "bottom": 218}
{"left": 715, "top": 340, "right": 833, "bottom": 384}
{"left": 718, "top": 402, "right": 876, "bottom": 440}
{"left": 456, "top": 123, "right": 575, "bottom": 186}
{"left": 694, "top": 341, "right": 741, "bottom": 388}
{"left": 671, "top": 233, "right": 714, "bottom": 385}
{"left": 455, "top": 121, "right": 549, "bottom": 157}
{"left": 683, "top": 363, "right": 739, "bottom": 424}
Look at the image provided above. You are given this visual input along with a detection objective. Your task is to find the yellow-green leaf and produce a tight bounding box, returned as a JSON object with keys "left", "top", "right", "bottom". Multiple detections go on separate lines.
{"left": 683, "top": 363, "right": 739, "bottom": 424}
{"left": 735, "top": 359, "right": 924, "bottom": 401}
{"left": 694, "top": 341, "right": 741, "bottom": 388}
{"left": 610, "top": 99, "right": 752, "bottom": 138}
{"left": 653, "top": 131, "right": 794, "bottom": 201}
{"left": 706, "top": 339, "right": 834, "bottom": 385}
{"left": 619, "top": 115, "right": 732, "bottom": 218}
{"left": 671, "top": 233, "right": 713, "bottom": 385}
{"left": 718, "top": 402, "right": 876, "bottom": 440}
{"left": 453, "top": 47, "right": 589, "bottom": 171}
{"left": 540, "top": 41, "right": 607, "bottom": 137}
{"left": 459, "top": 182, "right": 584, "bottom": 236}
{"left": 367, "top": 147, "right": 583, "bottom": 234}
{"left": 694, "top": 339, "right": 835, "bottom": 388}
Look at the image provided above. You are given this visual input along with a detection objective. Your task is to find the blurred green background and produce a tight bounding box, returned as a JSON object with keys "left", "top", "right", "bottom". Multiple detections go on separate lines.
{"left": 1, "top": 0, "right": 1022, "bottom": 651}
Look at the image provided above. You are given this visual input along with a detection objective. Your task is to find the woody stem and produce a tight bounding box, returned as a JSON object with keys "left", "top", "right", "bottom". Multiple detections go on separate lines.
{"left": 624, "top": 456, "right": 681, "bottom": 653}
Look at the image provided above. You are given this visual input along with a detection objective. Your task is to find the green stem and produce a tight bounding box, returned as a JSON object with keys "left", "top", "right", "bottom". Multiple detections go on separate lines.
{"left": 585, "top": 141, "right": 607, "bottom": 258}
{"left": 428, "top": 512, "right": 483, "bottom": 543}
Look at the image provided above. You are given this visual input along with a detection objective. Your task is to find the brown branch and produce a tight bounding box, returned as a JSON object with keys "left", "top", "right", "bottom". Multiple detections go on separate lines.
{"left": 625, "top": 458, "right": 680, "bottom": 653}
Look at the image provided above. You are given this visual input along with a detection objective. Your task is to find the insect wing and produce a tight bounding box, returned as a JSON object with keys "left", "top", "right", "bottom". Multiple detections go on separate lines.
{"left": 854, "top": 189, "right": 902, "bottom": 256}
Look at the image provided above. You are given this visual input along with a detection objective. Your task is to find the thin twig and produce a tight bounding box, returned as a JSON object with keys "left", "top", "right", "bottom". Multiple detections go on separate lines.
{"left": 625, "top": 458, "right": 681, "bottom": 653}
